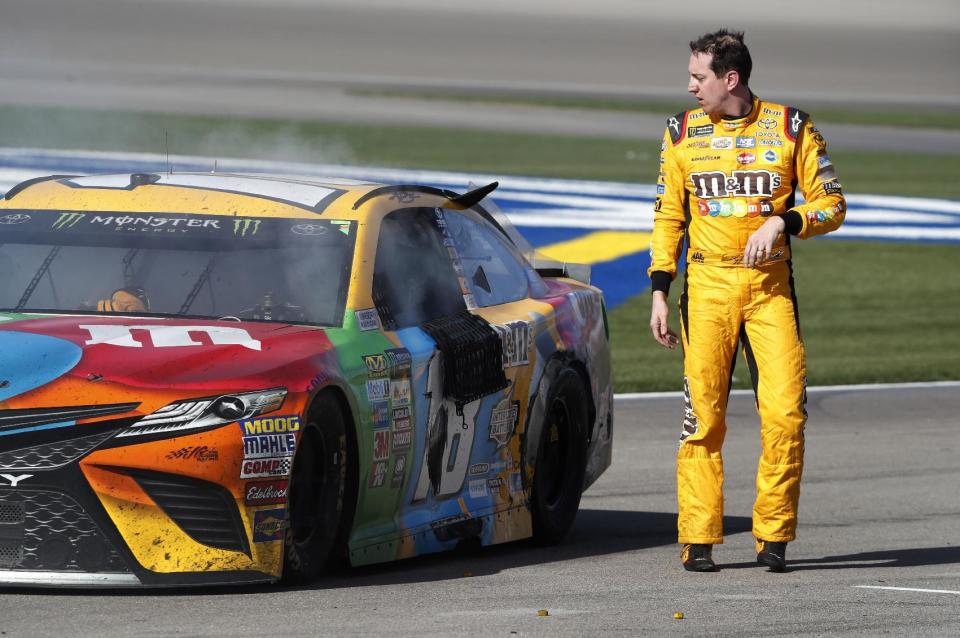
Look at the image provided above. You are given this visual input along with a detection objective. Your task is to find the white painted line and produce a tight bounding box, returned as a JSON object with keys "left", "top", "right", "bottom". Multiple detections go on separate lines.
{"left": 854, "top": 585, "right": 960, "bottom": 596}
{"left": 614, "top": 380, "right": 960, "bottom": 401}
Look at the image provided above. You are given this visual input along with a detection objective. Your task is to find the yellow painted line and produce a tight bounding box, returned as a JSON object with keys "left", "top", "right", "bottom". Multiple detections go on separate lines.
{"left": 535, "top": 231, "right": 651, "bottom": 265}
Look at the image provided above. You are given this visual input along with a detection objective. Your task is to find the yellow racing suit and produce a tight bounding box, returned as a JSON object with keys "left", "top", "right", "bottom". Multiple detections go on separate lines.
{"left": 648, "top": 95, "right": 845, "bottom": 545}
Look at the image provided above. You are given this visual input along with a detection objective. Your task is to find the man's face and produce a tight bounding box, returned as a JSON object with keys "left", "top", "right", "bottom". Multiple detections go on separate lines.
{"left": 688, "top": 52, "right": 730, "bottom": 115}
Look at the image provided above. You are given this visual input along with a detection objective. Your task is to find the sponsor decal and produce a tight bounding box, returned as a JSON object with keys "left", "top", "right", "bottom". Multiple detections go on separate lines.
{"left": 391, "top": 378, "right": 411, "bottom": 406}
{"left": 487, "top": 477, "right": 505, "bottom": 496}
{"left": 762, "top": 107, "right": 782, "bottom": 116}
{"left": 232, "top": 219, "right": 261, "bottom": 236}
{"left": 817, "top": 155, "right": 833, "bottom": 168}
{"left": 362, "top": 353, "right": 389, "bottom": 378}
{"left": 355, "top": 308, "right": 381, "bottom": 331}
{"left": 0, "top": 474, "right": 32, "bottom": 487}
{"left": 372, "top": 401, "right": 390, "bottom": 429}
{"left": 759, "top": 139, "right": 784, "bottom": 147}
{"left": 392, "top": 406, "right": 411, "bottom": 429}
{"left": 690, "top": 155, "right": 722, "bottom": 162}
{"left": 690, "top": 170, "right": 781, "bottom": 199}
{"left": 823, "top": 181, "right": 843, "bottom": 194}
{"left": 391, "top": 455, "right": 406, "bottom": 488}
{"left": 306, "top": 370, "right": 330, "bottom": 394}
{"left": 469, "top": 463, "right": 490, "bottom": 476}
{"left": 252, "top": 508, "right": 287, "bottom": 543}
{"left": 762, "top": 150, "right": 779, "bottom": 163}
{"left": 758, "top": 118, "right": 777, "bottom": 130}
{"left": 52, "top": 212, "right": 85, "bottom": 229}
{"left": 686, "top": 140, "right": 710, "bottom": 149}
{"left": 812, "top": 130, "right": 828, "bottom": 154}
{"left": 0, "top": 213, "right": 31, "bottom": 224}
{"left": 366, "top": 378, "right": 389, "bottom": 402}
{"left": 489, "top": 400, "right": 520, "bottom": 447}
{"left": 667, "top": 116, "right": 681, "bottom": 137}
{"left": 711, "top": 137, "right": 734, "bottom": 150}
{"left": 508, "top": 472, "right": 523, "bottom": 495}
{"left": 373, "top": 429, "right": 390, "bottom": 462}
{"left": 495, "top": 321, "right": 532, "bottom": 368}
{"left": 80, "top": 324, "right": 261, "bottom": 351}
{"left": 240, "top": 415, "right": 301, "bottom": 436}
{"left": 756, "top": 131, "right": 781, "bottom": 138}
{"left": 243, "top": 433, "right": 296, "bottom": 459}
{"left": 290, "top": 223, "right": 327, "bottom": 236}
{"left": 736, "top": 137, "right": 756, "bottom": 148}
{"left": 722, "top": 121, "right": 740, "bottom": 131}
{"left": 463, "top": 293, "right": 477, "bottom": 310}
{"left": 656, "top": 184, "right": 665, "bottom": 195}
{"left": 688, "top": 124, "right": 714, "bottom": 138}
{"left": 240, "top": 456, "right": 292, "bottom": 479}
{"left": 392, "top": 429, "right": 412, "bottom": 452}
{"left": 244, "top": 480, "right": 288, "bottom": 506}
{"left": 736, "top": 152, "right": 756, "bottom": 165}
{"left": 368, "top": 460, "right": 388, "bottom": 488}
{"left": 806, "top": 203, "right": 844, "bottom": 224}
{"left": 818, "top": 163, "right": 838, "bottom": 181}
{"left": 789, "top": 111, "right": 804, "bottom": 137}
{"left": 468, "top": 479, "right": 488, "bottom": 499}
{"left": 696, "top": 198, "right": 774, "bottom": 218}
{"left": 166, "top": 446, "right": 219, "bottom": 461}
{"left": 653, "top": 198, "right": 663, "bottom": 212}
{"left": 389, "top": 191, "right": 420, "bottom": 204}
{"left": 691, "top": 251, "right": 705, "bottom": 263}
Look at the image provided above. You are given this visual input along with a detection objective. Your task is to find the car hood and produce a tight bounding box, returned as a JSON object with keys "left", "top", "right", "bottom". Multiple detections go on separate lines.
{"left": 0, "top": 314, "right": 337, "bottom": 399}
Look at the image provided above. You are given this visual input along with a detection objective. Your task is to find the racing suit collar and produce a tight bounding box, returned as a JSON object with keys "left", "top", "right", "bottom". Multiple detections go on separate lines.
{"left": 712, "top": 93, "right": 760, "bottom": 126}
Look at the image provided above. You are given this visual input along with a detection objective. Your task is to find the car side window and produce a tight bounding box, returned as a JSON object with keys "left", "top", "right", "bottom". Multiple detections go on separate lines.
{"left": 441, "top": 210, "right": 531, "bottom": 307}
{"left": 372, "top": 208, "right": 466, "bottom": 330}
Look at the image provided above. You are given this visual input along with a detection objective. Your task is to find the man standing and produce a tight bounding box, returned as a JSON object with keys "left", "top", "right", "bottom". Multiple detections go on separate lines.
{"left": 648, "top": 29, "right": 845, "bottom": 573}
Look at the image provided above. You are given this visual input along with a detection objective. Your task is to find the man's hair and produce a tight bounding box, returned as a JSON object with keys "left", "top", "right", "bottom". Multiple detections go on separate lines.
{"left": 689, "top": 29, "right": 752, "bottom": 87}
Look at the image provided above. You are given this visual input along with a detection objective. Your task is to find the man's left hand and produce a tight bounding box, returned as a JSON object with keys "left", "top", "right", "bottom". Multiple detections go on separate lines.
{"left": 743, "top": 216, "right": 786, "bottom": 267}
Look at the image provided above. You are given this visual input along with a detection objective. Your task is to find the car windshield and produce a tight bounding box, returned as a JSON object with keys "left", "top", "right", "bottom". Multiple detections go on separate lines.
{"left": 0, "top": 211, "right": 355, "bottom": 326}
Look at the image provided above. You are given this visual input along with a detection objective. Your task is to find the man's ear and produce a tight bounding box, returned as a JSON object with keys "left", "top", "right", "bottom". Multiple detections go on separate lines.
{"left": 726, "top": 70, "right": 740, "bottom": 91}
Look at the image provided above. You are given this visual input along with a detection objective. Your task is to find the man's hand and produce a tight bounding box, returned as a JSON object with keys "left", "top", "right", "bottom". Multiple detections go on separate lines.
{"left": 743, "top": 216, "right": 786, "bottom": 267}
{"left": 650, "top": 291, "right": 679, "bottom": 349}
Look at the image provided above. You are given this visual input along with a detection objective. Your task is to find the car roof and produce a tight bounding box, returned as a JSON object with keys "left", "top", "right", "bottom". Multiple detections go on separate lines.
{"left": 0, "top": 172, "right": 458, "bottom": 221}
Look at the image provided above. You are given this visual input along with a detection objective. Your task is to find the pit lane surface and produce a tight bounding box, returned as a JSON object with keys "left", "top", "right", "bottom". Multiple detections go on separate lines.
{"left": 1, "top": 383, "right": 958, "bottom": 637}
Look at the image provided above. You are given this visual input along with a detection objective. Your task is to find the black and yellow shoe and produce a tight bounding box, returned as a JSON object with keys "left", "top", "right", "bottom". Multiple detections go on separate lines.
{"left": 756, "top": 540, "right": 787, "bottom": 572}
{"left": 681, "top": 544, "right": 717, "bottom": 572}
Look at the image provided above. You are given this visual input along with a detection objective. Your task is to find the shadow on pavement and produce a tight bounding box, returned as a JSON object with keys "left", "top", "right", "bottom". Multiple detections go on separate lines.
{"left": 0, "top": 509, "right": 751, "bottom": 596}
{"left": 721, "top": 546, "right": 960, "bottom": 572}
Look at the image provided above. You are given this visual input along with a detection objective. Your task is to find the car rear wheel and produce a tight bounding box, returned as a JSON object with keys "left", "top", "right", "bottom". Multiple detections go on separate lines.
{"left": 282, "top": 392, "right": 350, "bottom": 583}
{"left": 531, "top": 368, "right": 589, "bottom": 545}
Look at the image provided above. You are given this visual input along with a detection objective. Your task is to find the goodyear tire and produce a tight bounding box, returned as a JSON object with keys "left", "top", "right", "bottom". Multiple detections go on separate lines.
{"left": 531, "top": 367, "right": 589, "bottom": 545}
{"left": 282, "top": 392, "right": 351, "bottom": 583}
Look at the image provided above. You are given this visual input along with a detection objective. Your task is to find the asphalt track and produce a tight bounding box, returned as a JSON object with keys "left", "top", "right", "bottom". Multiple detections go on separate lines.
{"left": 0, "top": 383, "right": 958, "bottom": 637}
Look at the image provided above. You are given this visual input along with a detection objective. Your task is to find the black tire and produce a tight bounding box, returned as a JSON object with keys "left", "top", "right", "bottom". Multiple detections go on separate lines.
{"left": 282, "top": 392, "right": 351, "bottom": 583}
{"left": 531, "top": 367, "right": 589, "bottom": 545}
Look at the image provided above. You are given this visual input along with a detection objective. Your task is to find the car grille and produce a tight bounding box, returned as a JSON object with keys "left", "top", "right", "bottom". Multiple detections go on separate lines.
{"left": 0, "top": 430, "right": 118, "bottom": 471}
{"left": 0, "top": 489, "right": 129, "bottom": 573}
{"left": 127, "top": 469, "right": 250, "bottom": 556}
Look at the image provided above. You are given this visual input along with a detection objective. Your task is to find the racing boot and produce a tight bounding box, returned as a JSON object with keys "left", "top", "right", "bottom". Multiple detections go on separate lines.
{"left": 681, "top": 544, "right": 717, "bottom": 572}
{"left": 756, "top": 540, "right": 787, "bottom": 572}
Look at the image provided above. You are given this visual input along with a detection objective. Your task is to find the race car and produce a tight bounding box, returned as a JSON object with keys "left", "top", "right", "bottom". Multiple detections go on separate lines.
{"left": 0, "top": 172, "right": 612, "bottom": 587}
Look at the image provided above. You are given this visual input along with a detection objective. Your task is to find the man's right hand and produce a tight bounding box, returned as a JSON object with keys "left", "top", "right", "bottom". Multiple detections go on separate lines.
{"left": 650, "top": 291, "right": 679, "bottom": 349}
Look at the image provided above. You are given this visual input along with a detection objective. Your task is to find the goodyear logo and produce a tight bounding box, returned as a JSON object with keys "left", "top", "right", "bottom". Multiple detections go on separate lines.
{"left": 52, "top": 212, "right": 85, "bottom": 229}
{"left": 240, "top": 415, "right": 301, "bottom": 435}
{"left": 233, "top": 218, "right": 261, "bottom": 236}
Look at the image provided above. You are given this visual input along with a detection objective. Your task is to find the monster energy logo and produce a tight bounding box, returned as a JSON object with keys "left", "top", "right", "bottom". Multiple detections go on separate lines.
{"left": 52, "top": 212, "right": 85, "bottom": 229}
{"left": 233, "top": 219, "right": 261, "bottom": 236}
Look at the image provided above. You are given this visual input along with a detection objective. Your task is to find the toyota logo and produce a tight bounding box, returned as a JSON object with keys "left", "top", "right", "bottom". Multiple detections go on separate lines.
{"left": 0, "top": 214, "right": 31, "bottom": 224}
{"left": 291, "top": 224, "right": 327, "bottom": 235}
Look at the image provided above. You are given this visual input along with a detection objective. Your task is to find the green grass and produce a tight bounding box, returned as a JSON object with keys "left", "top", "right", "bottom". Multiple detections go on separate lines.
{"left": 1, "top": 105, "right": 959, "bottom": 198}
{"left": 347, "top": 89, "right": 960, "bottom": 131}
{"left": 609, "top": 240, "right": 960, "bottom": 392}
{"left": 1, "top": 104, "right": 958, "bottom": 390}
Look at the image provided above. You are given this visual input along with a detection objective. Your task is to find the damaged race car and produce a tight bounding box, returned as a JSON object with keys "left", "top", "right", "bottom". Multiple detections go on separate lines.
{"left": 0, "top": 172, "right": 612, "bottom": 587}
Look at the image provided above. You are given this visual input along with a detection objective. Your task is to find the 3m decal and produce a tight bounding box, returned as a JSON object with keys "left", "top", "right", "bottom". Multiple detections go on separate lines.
{"left": 239, "top": 415, "right": 301, "bottom": 436}
{"left": 373, "top": 430, "right": 390, "bottom": 462}
{"left": 243, "top": 433, "right": 296, "bottom": 459}
{"left": 689, "top": 170, "right": 781, "bottom": 199}
{"left": 244, "top": 480, "right": 288, "bottom": 506}
{"left": 80, "top": 325, "right": 262, "bottom": 351}
{"left": 252, "top": 508, "right": 287, "bottom": 543}
{"left": 240, "top": 456, "right": 292, "bottom": 479}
